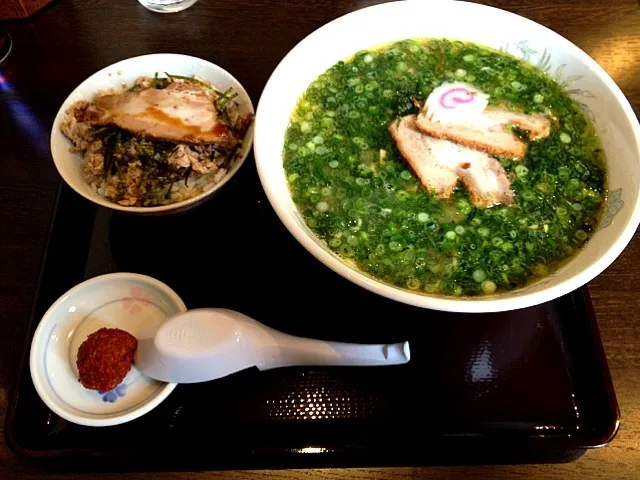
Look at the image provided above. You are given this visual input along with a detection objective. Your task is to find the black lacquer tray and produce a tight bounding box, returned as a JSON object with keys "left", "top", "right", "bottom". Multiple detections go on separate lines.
{"left": 5, "top": 159, "right": 619, "bottom": 469}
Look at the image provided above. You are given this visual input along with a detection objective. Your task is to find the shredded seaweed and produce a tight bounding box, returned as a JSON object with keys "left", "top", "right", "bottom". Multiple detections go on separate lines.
{"left": 103, "top": 129, "right": 118, "bottom": 177}
{"left": 183, "top": 166, "right": 192, "bottom": 187}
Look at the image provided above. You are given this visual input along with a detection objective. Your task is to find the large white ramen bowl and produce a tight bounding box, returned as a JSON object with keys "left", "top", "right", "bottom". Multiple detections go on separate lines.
{"left": 51, "top": 53, "right": 254, "bottom": 214}
{"left": 254, "top": 0, "right": 640, "bottom": 313}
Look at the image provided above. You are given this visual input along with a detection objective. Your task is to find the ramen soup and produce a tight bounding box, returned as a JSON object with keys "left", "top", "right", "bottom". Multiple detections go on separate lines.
{"left": 283, "top": 39, "right": 605, "bottom": 296}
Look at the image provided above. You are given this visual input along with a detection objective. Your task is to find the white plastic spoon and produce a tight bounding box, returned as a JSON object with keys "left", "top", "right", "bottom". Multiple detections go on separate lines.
{"left": 134, "top": 308, "right": 410, "bottom": 383}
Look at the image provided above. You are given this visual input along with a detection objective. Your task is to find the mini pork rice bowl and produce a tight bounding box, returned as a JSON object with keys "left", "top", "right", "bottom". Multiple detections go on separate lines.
{"left": 60, "top": 74, "right": 253, "bottom": 207}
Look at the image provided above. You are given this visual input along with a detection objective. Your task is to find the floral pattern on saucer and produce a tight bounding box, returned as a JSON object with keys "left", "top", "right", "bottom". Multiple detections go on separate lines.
{"left": 99, "top": 384, "right": 128, "bottom": 403}
{"left": 121, "top": 286, "right": 153, "bottom": 314}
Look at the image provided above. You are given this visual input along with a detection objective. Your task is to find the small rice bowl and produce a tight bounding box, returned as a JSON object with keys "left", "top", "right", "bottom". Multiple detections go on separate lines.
{"left": 60, "top": 74, "right": 252, "bottom": 208}
{"left": 51, "top": 54, "right": 254, "bottom": 214}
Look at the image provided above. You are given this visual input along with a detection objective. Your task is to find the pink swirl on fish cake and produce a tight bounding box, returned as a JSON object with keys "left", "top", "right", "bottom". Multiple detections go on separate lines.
{"left": 439, "top": 87, "right": 476, "bottom": 109}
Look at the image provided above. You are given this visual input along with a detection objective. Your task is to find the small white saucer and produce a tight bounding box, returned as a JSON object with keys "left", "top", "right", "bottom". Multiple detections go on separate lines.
{"left": 29, "top": 273, "right": 186, "bottom": 427}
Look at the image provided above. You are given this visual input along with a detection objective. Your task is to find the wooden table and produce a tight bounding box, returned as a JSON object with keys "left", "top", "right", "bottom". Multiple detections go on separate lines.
{"left": 1, "top": 0, "right": 639, "bottom": 477}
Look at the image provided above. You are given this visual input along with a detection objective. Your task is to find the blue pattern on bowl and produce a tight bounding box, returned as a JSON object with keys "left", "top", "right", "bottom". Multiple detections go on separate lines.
{"left": 501, "top": 40, "right": 624, "bottom": 229}
{"left": 99, "top": 384, "right": 128, "bottom": 403}
{"left": 599, "top": 189, "right": 624, "bottom": 230}
{"left": 501, "top": 40, "right": 598, "bottom": 123}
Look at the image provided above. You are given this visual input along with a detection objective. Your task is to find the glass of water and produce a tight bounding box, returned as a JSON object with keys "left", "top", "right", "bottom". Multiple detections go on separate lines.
{"left": 0, "top": 30, "right": 12, "bottom": 66}
{"left": 138, "top": 0, "right": 199, "bottom": 13}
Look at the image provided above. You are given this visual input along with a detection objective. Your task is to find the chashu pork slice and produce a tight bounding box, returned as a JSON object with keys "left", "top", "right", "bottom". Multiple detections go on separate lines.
{"left": 415, "top": 106, "right": 551, "bottom": 159}
{"left": 483, "top": 107, "right": 551, "bottom": 140}
{"left": 457, "top": 154, "right": 514, "bottom": 208}
{"left": 389, "top": 115, "right": 514, "bottom": 208}
{"left": 81, "top": 81, "right": 231, "bottom": 145}
{"left": 389, "top": 116, "right": 460, "bottom": 199}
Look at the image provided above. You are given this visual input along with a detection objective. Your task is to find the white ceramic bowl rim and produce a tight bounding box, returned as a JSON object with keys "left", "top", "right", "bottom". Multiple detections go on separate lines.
{"left": 51, "top": 53, "right": 254, "bottom": 214}
{"left": 29, "top": 272, "right": 185, "bottom": 427}
{"left": 254, "top": 0, "right": 640, "bottom": 313}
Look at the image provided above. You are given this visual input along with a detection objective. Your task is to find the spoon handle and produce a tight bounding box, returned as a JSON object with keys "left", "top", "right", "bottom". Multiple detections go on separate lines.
{"left": 256, "top": 333, "right": 410, "bottom": 370}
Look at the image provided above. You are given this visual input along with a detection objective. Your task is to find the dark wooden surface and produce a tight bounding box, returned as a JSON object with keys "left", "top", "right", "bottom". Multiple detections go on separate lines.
{"left": 1, "top": 0, "right": 639, "bottom": 477}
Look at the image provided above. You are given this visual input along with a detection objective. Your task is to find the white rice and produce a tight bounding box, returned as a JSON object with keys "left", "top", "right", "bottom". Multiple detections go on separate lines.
{"left": 166, "top": 167, "right": 229, "bottom": 204}
{"left": 91, "top": 163, "right": 232, "bottom": 206}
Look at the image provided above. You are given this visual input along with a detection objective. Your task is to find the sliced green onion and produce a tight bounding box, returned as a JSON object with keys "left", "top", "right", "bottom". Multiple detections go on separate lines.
{"left": 473, "top": 269, "right": 487, "bottom": 283}
{"left": 423, "top": 282, "right": 439, "bottom": 294}
{"left": 533, "top": 264, "right": 548, "bottom": 276}
{"left": 417, "top": 212, "right": 430, "bottom": 223}
{"left": 338, "top": 245, "right": 354, "bottom": 256}
{"left": 481, "top": 280, "right": 497, "bottom": 294}
{"left": 316, "top": 201, "right": 329, "bottom": 213}
{"left": 515, "top": 165, "right": 529, "bottom": 177}
{"left": 348, "top": 217, "right": 363, "bottom": 231}
{"left": 456, "top": 199, "right": 472, "bottom": 215}
{"left": 389, "top": 241, "right": 402, "bottom": 252}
